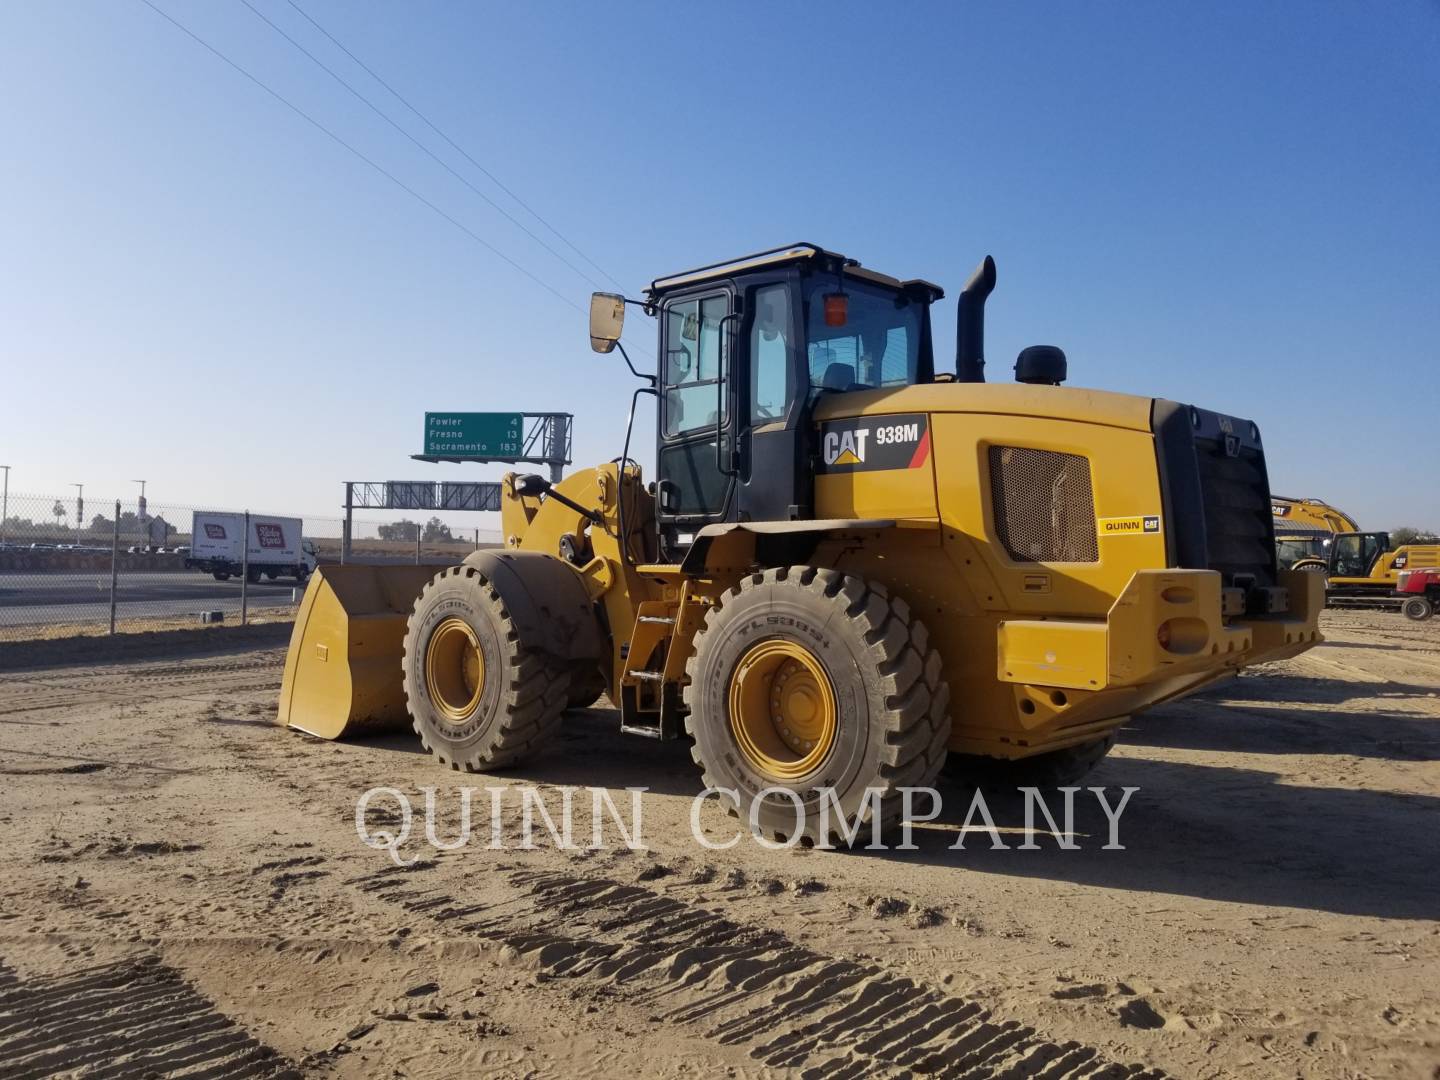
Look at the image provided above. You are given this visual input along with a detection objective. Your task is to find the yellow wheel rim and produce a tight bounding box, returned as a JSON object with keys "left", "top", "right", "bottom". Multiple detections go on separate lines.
{"left": 728, "top": 639, "right": 837, "bottom": 780}
{"left": 425, "top": 617, "right": 485, "bottom": 724}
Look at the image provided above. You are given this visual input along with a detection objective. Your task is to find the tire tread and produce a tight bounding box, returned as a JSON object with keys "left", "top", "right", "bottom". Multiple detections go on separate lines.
{"left": 401, "top": 565, "right": 569, "bottom": 771}
{"left": 682, "top": 565, "right": 952, "bottom": 841}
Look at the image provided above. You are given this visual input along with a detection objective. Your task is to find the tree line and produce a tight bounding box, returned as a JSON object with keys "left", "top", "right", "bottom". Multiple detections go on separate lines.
{"left": 376, "top": 516, "right": 456, "bottom": 543}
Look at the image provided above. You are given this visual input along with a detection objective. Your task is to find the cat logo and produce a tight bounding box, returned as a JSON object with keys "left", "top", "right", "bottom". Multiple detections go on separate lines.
{"left": 823, "top": 428, "right": 870, "bottom": 466}
{"left": 1098, "top": 515, "right": 1162, "bottom": 536}
{"left": 816, "top": 414, "right": 930, "bottom": 474}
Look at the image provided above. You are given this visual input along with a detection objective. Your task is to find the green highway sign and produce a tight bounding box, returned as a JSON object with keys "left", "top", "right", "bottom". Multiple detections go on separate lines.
{"left": 424, "top": 412, "right": 525, "bottom": 458}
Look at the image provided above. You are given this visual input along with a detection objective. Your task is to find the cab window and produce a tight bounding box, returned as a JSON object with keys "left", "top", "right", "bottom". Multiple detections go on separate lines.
{"left": 807, "top": 280, "right": 919, "bottom": 391}
{"left": 750, "top": 284, "right": 791, "bottom": 425}
{"left": 1332, "top": 533, "right": 1384, "bottom": 577}
{"left": 664, "top": 294, "right": 727, "bottom": 437}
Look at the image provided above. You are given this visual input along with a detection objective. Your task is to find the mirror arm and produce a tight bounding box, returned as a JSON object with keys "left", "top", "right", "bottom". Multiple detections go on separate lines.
{"left": 618, "top": 384, "right": 658, "bottom": 565}
{"left": 614, "top": 340, "right": 656, "bottom": 385}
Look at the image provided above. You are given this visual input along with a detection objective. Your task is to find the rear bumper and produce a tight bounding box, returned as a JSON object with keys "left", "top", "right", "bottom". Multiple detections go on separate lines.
{"left": 988, "top": 568, "right": 1323, "bottom": 755}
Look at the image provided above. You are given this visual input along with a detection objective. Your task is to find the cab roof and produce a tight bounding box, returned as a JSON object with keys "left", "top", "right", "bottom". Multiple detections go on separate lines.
{"left": 645, "top": 243, "right": 944, "bottom": 301}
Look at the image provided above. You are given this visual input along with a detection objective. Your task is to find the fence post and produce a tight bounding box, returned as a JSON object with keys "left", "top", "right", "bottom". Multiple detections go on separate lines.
{"left": 342, "top": 482, "right": 353, "bottom": 565}
{"left": 241, "top": 510, "right": 250, "bottom": 626}
{"left": 109, "top": 500, "right": 120, "bottom": 635}
{"left": 415, "top": 527, "right": 421, "bottom": 565}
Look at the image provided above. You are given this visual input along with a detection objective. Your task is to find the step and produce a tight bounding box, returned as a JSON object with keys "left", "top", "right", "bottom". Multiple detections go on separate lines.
{"left": 619, "top": 720, "right": 666, "bottom": 739}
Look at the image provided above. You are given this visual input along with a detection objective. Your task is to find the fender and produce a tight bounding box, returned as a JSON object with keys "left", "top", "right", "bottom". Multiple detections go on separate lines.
{"left": 678, "top": 518, "right": 894, "bottom": 576}
{"left": 462, "top": 549, "right": 605, "bottom": 663}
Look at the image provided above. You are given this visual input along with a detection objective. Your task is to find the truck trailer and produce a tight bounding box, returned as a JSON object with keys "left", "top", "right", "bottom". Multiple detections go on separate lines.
{"left": 186, "top": 511, "right": 317, "bottom": 583}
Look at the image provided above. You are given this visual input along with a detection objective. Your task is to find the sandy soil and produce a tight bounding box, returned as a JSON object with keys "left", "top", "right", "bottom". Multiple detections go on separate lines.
{"left": 1, "top": 611, "right": 1436, "bottom": 1079}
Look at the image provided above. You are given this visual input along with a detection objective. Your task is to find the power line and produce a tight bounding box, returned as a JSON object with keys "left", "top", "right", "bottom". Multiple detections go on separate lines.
{"left": 138, "top": 0, "right": 585, "bottom": 316}
{"left": 238, "top": 0, "right": 613, "bottom": 294}
{"left": 285, "top": 0, "right": 627, "bottom": 294}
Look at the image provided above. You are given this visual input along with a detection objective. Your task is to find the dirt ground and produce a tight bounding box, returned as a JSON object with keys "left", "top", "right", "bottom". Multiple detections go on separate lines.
{"left": 1, "top": 610, "right": 1436, "bottom": 1079}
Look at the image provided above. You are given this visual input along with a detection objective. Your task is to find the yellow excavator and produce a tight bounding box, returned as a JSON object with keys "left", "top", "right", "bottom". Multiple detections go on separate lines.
{"left": 278, "top": 244, "right": 1322, "bottom": 841}
{"left": 1293, "top": 530, "right": 1440, "bottom": 603}
{"left": 1278, "top": 495, "right": 1434, "bottom": 604}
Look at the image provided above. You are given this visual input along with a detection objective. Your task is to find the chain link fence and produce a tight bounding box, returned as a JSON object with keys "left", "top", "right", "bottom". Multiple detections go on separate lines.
{"left": 0, "top": 492, "right": 501, "bottom": 642}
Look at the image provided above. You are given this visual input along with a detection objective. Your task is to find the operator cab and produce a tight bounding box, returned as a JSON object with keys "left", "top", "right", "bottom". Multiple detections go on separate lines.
{"left": 1329, "top": 531, "right": 1390, "bottom": 578}
{"left": 593, "top": 244, "right": 942, "bottom": 561}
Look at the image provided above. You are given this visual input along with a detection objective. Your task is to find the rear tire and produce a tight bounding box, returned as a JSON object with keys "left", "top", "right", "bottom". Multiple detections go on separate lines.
{"left": 402, "top": 564, "right": 569, "bottom": 770}
{"left": 683, "top": 566, "right": 950, "bottom": 845}
{"left": 213, "top": 570, "right": 230, "bottom": 582}
{"left": 1403, "top": 596, "right": 1433, "bottom": 621}
{"left": 945, "top": 733, "right": 1117, "bottom": 788}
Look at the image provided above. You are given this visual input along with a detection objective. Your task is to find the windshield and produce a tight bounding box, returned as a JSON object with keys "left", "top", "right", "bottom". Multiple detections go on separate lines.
{"left": 1276, "top": 537, "right": 1326, "bottom": 565}
{"left": 806, "top": 280, "right": 920, "bottom": 391}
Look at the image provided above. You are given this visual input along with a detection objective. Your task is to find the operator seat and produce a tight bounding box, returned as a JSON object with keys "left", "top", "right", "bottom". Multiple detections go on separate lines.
{"left": 822, "top": 362, "right": 861, "bottom": 392}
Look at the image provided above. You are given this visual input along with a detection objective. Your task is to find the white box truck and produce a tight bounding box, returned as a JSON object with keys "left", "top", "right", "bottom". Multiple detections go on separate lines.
{"left": 185, "top": 512, "right": 317, "bottom": 583}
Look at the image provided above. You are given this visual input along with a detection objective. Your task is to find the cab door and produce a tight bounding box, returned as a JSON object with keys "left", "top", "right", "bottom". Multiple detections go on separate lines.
{"left": 656, "top": 291, "right": 733, "bottom": 551}
{"left": 1330, "top": 532, "right": 1386, "bottom": 578}
{"left": 735, "top": 280, "right": 807, "bottom": 523}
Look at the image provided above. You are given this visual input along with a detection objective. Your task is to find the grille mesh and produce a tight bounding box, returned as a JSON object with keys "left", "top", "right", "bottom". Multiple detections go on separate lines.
{"left": 1195, "top": 439, "right": 1275, "bottom": 586}
{"left": 988, "top": 446, "right": 1099, "bottom": 563}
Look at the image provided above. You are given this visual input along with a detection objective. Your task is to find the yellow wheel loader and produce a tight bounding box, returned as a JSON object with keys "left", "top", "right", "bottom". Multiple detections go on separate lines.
{"left": 279, "top": 244, "right": 1322, "bottom": 842}
{"left": 1271, "top": 495, "right": 1358, "bottom": 570}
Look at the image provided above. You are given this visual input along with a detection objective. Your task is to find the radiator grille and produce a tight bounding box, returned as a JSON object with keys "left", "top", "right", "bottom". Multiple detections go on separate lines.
{"left": 1194, "top": 438, "right": 1275, "bottom": 586}
{"left": 988, "top": 446, "right": 1099, "bottom": 563}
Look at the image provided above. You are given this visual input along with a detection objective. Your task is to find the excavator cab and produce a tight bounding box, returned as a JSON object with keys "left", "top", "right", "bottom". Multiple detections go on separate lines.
{"left": 1328, "top": 532, "right": 1390, "bottom": 579}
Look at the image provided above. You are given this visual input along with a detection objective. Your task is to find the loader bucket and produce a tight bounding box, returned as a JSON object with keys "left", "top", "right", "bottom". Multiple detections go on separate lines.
{"left": 277, "top": 564, "right": 439, "bottom": 740}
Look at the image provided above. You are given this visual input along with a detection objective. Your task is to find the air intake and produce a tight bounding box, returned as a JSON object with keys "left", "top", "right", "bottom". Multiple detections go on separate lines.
{"left": 988, "top": 446, "right": 1099, "bottom": 562}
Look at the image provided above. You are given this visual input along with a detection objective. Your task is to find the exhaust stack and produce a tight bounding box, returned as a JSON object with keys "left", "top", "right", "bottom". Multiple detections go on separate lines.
{"left": 955, "top": 256, "right": 996, "bottom": 383}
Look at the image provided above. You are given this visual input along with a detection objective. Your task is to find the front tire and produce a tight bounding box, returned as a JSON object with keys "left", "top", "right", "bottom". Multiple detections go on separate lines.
{"left": 402, "top": 564, "right": 568, "bottom": 770}
{"left": 684, "top": 566, "right": 950, "bottom": 845}
{"left": 1403, "top": 596, "right": 1433, "bottom": 621}
{"left": 565, "top": 665, "right": 608, "bottom": 710}
{"left": 213, "top": 570, "right": 230, "bottom": 582}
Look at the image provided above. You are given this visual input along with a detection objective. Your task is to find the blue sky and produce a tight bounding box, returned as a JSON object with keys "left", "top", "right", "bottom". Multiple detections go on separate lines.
{"left": 2, "top": 2, "right": 1437, "bottom": 531}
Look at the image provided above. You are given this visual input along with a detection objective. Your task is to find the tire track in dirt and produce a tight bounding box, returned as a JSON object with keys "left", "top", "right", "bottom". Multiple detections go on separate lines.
{"left": 49, "top": 657, "right": 285, "bottom": 697}
{"left": 0, "top": 659, "right": 283, "bottom": 714}
{"left": 348, "top": 863, "right": 1166, "bottom": 1079}
{"left": 1293, "top": 643, "right": 1440, "bottom": 685}
{"left": 0, "top": 954, "right": 297, "bottom": 1079}
{"left": 0, "top": 690, "right": 89, "bottom": 716}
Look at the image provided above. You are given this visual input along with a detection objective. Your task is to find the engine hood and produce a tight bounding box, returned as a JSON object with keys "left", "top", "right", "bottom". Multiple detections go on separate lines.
{"left": 810, "top": 382, "right": 1155, "bottom": 434}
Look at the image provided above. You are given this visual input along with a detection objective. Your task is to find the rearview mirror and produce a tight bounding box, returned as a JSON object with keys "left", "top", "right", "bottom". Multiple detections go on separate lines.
{"left": 589, "top": 292, "right": 625, "bottom": 353}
